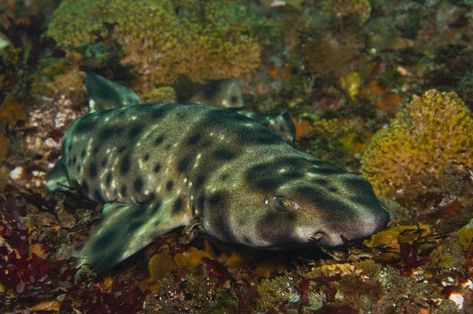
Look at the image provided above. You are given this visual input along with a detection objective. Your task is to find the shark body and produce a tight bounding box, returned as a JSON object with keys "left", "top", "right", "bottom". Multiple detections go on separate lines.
{"left": 47, "top": 74, "right": 390, "bottom": 272}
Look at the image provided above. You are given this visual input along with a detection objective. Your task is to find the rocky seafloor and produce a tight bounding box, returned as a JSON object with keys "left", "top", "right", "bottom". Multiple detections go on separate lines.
{"left": 1, "top": 0, "right": 473, "bottom": 313}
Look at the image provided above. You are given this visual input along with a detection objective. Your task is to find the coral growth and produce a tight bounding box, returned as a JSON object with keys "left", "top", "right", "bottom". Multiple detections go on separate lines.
{"left": 31, "top": 57, "right": 85, "bottom": 99}
{"left": 303, "top": 32, "right": 363, "bottom": 76}
{"left": 47, "top": 0, "right": 262, "bottom": 91}
{"left": 3, "top": 1, "right": 473, "bottom": 312}
{"left": 361, "top": 90, "right": 473, "bottom": 199}
{"left": 141, "top": 86, "right": 176, "bottom": 103}
{"left": 322, "top": 0, "right": 372, "bottom": 25}
{"left": 0, "top": 134, "right": 8, "bottom": 164}
{"left": 0, "top": 96, "right": 26, "bottom": 163}
{"left": 427, "top": 218, "right": 473, "bottom": 272}
{"left": 312, "top": 117, "right": 368, "bottom": 155}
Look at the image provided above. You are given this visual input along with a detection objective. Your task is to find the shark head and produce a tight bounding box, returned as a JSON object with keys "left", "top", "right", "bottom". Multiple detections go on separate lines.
{"left": 200, "top": 146, "right": 390, "bottom": 248}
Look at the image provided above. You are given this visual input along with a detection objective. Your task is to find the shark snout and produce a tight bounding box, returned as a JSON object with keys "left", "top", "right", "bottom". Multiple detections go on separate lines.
{"left": 310, "top": 203, "right": 391, "bottom": 247}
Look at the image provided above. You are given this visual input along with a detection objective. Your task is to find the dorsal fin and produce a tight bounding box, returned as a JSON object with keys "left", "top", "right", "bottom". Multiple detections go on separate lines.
{"left": 85, "top": 73, "right": 140, "bottom": 112}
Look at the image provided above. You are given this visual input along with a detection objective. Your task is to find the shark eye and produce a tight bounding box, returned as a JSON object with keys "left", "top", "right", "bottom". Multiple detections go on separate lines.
{"left": 272, "top": 196, "right": 300, "bottom": 212}
{"left": 263, "top": 195, "right": 270, "bottom": 205}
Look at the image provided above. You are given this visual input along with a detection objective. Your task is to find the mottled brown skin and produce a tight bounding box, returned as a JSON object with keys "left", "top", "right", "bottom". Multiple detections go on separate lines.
{"left": 190, "top": 79, "right": 244, "bottom": 108}
{"left": 47, "top": 75, "right": 390, "bottom": 272}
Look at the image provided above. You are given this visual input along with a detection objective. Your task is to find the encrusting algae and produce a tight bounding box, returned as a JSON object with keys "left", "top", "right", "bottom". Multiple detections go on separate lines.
{"left": 3, "top": 1, "right": 473, "bottom": 312}
{"left": 47, "top": 0, "right": 261, "bottom": 91}
{"left": 361, "top": 89, "right": 473, "bottom": 198}
{"left": 322, "top": 0, "right": 372, "bottom": 25}
{"left": 0, "top": 96, "right": 27, "bottom": 163}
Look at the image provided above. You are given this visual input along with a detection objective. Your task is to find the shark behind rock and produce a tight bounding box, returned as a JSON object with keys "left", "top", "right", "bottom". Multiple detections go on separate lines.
{"left": 188, "top": 78, "right": 296, "bottom": 143}
{"left": 190, "top": 79, "right": 244, "bottom": 108}
{"left": 236, "top": 110, "right": 295, "bottom": 143}
{"left": 47, "top": 74, "right": 391, "bottom": 272}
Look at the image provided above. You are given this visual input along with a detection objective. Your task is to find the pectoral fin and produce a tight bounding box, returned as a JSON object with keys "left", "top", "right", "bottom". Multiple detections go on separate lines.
{"left": 73, "top": 202, "right": 186, "bottom": 272}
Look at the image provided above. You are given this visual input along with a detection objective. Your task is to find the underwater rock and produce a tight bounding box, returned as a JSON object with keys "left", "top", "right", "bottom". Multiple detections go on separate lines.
{"left": 47, "top": 0, "right": 262, "bottom": 91}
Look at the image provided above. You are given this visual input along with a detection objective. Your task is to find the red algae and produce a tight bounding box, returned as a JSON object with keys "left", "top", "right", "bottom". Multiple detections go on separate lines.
{"left": 1, "top": 0, "right": 473, "bottom": 313}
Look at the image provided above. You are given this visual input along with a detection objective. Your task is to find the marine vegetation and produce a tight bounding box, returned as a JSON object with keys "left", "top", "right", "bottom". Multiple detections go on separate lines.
{"left": 47, "top": 0, "right": 262, "bottom": 91}
{"left": 361, "top": 89, "right": 473, "bottom": 203}
{"left": 2, "top": 0, "right": 473, "bottom": 312}
{"left": 322, "top": 0, "right": 372, "bottom": 25}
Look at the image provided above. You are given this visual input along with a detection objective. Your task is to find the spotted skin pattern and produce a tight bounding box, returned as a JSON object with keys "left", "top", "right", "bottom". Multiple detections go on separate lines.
{"left": 47, "top": 75, "right": 390, "bottom": 272}
{"left": 236, "top": 110, "right": 295, "bottom": 143}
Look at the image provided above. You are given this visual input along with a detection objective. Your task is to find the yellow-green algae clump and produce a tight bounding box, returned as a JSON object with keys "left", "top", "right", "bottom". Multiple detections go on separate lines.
{"left": 361, "top": 89, "right": 473, "bottom": 197}
{"left": 47, "top": 0, "right": 261, "bottom": 91}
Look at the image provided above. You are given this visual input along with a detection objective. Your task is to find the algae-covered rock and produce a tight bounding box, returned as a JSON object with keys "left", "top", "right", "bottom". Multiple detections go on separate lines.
{"left": 47, "top": 0, "right": 262, "bottom": 91}
{"left": 257, "top": 274, "right": 299, "bottom": 310}
{"left": 141, "top": 87, "right": 176, "bottom": 104}
{"left": 361, "top": 89, "right": 473, "bottom": 198}
{"left": 322, "top": 0, "right": 372, "bottom": 25}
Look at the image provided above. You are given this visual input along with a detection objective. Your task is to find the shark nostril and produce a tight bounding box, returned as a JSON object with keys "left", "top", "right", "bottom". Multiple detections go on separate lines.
{"left": 310, "top": 231, "right": 328, "bottom": 243}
